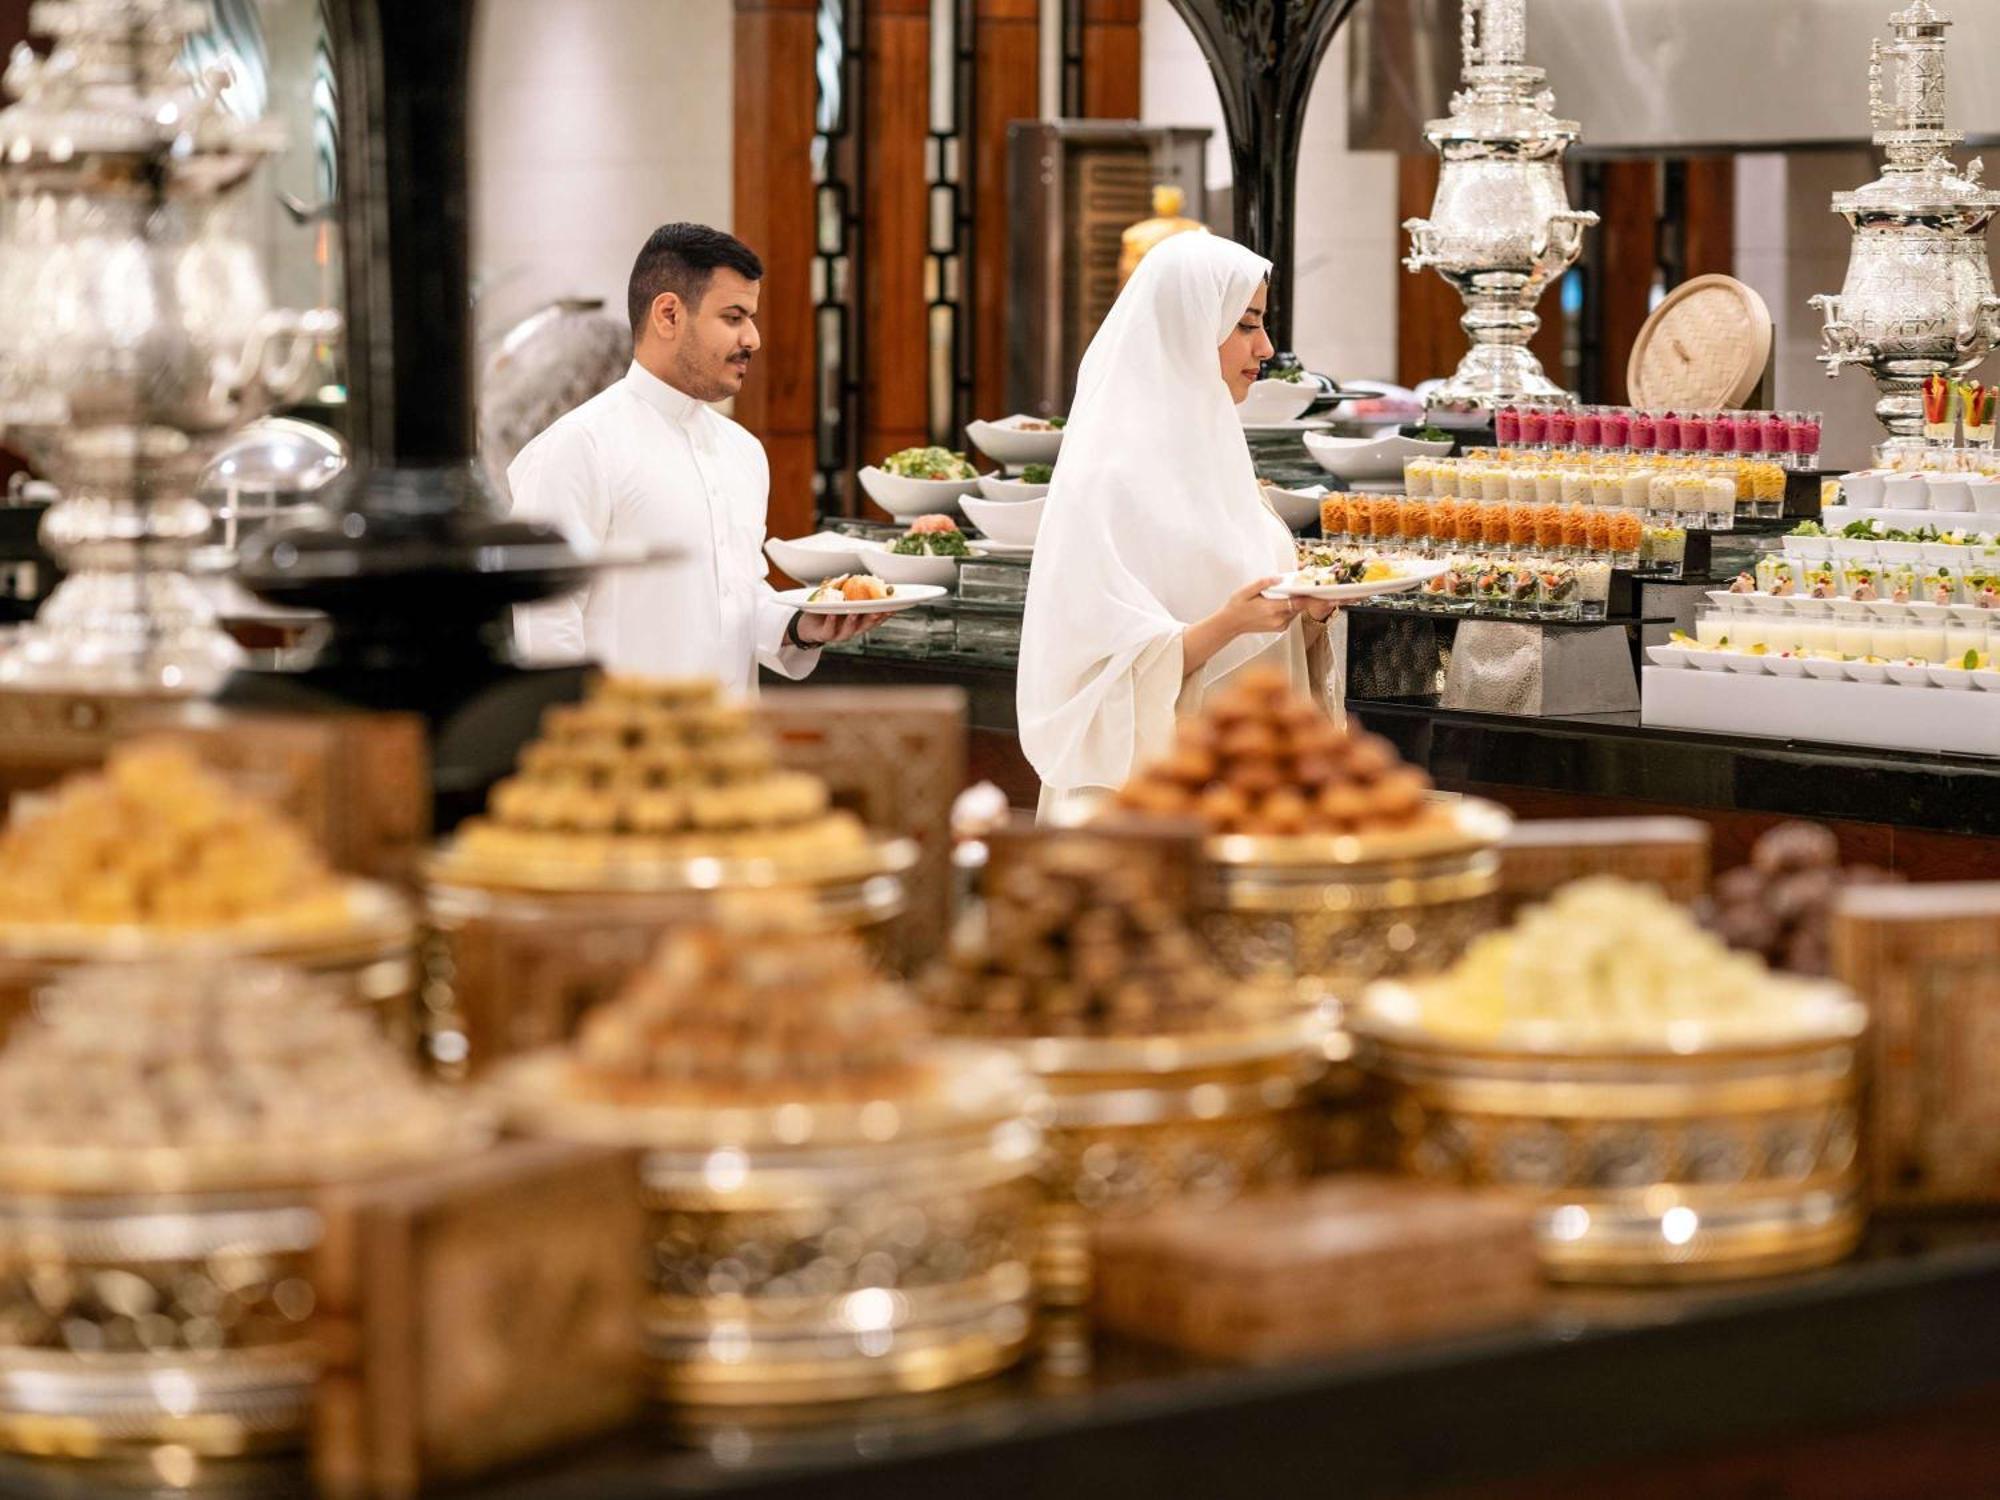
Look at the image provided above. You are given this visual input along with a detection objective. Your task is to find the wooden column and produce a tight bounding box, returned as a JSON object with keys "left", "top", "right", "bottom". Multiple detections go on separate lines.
{"left": 860, "top": 0, "right": 934, "bottom": 516}
{"left": 731, "top": 0, "right": 819, "bottom": 543}
{"left": 1079, "top": 0, "right": 1141, "bottom": 118}
{"left": 1682, "top": 155, "right": 1736, "bottom": 281}
{"left": 1395, "top": 155, "right": 1459, "bottom": 390}
{"left": 0, "top": 0, "right": 31, "bottom": 487}
{"left": 972, "top": 0, "right": 1041, "bottom": 423}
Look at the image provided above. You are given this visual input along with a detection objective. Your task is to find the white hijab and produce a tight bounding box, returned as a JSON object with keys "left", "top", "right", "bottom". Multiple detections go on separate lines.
{"left": 1017, "top": 232, "right": 1300, "bottom": 797}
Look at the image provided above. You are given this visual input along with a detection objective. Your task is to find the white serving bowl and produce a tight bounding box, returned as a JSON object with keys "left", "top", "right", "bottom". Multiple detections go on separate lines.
{"left": 1929, "top": 475, "right": 1974, "bottom": 512}
{"left": 1237, "top": 378, "right": 1317, "bottom": 425}
{"left": 1831, "top": 538, "right": 1877, "bottom": 562}
{"left": 1845, "top": 659, "right": 1889, "bottom": 683}
{"left": 962, "top": 494, "right": 1045, "bottom": 548}
{"left": 1875, "top": 540, "right": 1923, "bottom": 563}
{"left": 1302, "top": 431, "right": 1454, "bottom": 483}
{"left": 965, "top": 416, "right": 1064, "bottom": 470}
{"left": 1783, "top": 535, "right": 1833, "bottom": 560}
{"left": 858, "top": 466, "right": 983, "bottom": 520}
{"left": 1721, "top": 651, "right": 1769, "bottom": 675}
{"left": 1929, "top": 664, "right": 1976, "bottom": 689}
{"left": 1887, "top": 661, "right": 1935, "bottom": 687}
{"left": 1766, "top": 655, "right": 1809, "bottom": 678}
{"left": 1921, "top": 542, "right": 1965, "bottom": 567}
{"left": 1969, "top": 478, "right": 2000, "bottom": 514}
{"left": 866, "top": 545, "right": 961, "bottom": 588}
{"left": 1883, "top": 474, "right": 1930, "bottom": 509}
{"left": 764, "top": 532, "right": 871, "bottom": 583}
{"left": 1972, "top": 668, "right": 2000, "bottom": 691}
{"left": 1689, "top": 650, "right": 1734, "bottom": 672}
{"left": 976, "top": 473, "right": 1052, "bottom": 503}
{"left": 1803, "top": 658, "right": 1849, "bottom": 681}
{"left": 1840, "top": 471, "right": 1887, "bottom": 507}
{"left": 1261, "top": 481, "right": 1328, "bottom": 531}
{"left": 1646, "top": 644, "right": 1692, "bottom": 668}
{"left": 1705, "top": 589, "right": 1749, "bottom": 613}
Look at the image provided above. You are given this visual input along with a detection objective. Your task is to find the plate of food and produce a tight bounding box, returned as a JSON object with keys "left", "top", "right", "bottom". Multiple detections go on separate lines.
{"left": 776, "top": 576, "right": 949, "bottom": 616}
{"left": 859, "top": 447, "right": 985, "bottom": 518}
{"left": 966, "top": 415, "right": 1064, "bottom": 470}
{"left": 1265, "top": 555, "right": 1448, "bottom": 601}
{"left": 870, "top": 515, "right": 969, "bottom": 587}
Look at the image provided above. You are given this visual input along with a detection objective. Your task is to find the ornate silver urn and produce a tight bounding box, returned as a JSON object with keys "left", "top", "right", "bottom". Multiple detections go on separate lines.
{"left": 0, "top": 0, "right": 339, "bottom": 694}
{"left": 1810, "top": 1, "right": 2000, "bottom": 449}
{"left": 1402, "top": 0, "right": 1596, "bottom": 409}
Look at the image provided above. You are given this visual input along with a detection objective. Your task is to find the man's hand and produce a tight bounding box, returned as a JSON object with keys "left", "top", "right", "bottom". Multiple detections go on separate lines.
{"left": 791, "top": 610, "right": 886, "bottom": 647}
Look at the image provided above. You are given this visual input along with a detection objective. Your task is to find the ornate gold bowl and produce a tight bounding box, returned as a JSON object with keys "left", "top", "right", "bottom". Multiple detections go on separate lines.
{"left": 987, "top": 1020, "right": 1328, "bottom": 1306}
{"left": 491, "top": 1043, "right": 1040, "bottom": 1411}
{"left": 1350, "top": 984, "right": 1869, "bottom": 1284}
{"left": 423, "top": 838, "right": 918, "bottom": 1074}
{"left": 0, "top": 882, "right": 418, "bottom": 1052}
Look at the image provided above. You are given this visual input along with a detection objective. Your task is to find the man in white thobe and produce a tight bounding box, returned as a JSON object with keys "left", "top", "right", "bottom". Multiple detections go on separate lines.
{"left": 509, "top": 223, "right": 872, "bottom": 690}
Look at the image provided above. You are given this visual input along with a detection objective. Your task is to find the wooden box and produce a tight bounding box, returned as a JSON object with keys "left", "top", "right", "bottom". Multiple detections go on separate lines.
{"left": 1498, "top": 816, "right": 1710, "bottom": 917}
{"left": 311, "top": 1141, "right": 645, "bottom": 1498}
{"left": 1092, "top": 1176, "right": 1541, "bottom": 1364}
{"left": 761, "top": 685, "right": 967, "bottom": 968}
{"left": 1833, "top": 883, "right": 2000, "bottom": 1206}
{"left": 0, "top": 692, "right": 430, "bottom": 885}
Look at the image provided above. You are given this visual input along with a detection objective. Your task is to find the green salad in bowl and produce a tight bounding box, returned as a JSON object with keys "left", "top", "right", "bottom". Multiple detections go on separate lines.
{"left": 890, "top": 515, "right": 971, "bottom": 556}
{"left": 1021, "top": 463, "right": 1054, "bottom": 485}
{"left": 881, "top": 447, "right": 978, "bottom": 481}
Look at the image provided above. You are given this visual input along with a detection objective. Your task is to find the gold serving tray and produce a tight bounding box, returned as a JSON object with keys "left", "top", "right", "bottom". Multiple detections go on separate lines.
{"left": 425, "top": 833, "right": 920, "bottom": 897}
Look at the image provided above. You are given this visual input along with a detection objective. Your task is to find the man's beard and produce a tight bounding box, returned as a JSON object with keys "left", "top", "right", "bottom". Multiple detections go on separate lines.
{"left": 678, "top": 348, "right": 753, "bottom": 402}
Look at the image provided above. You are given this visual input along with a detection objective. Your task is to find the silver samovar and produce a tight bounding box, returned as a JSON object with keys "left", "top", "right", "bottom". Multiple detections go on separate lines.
{"left": 0, "top": 0, "right": 339, "bottom": 693}
{"left": 1810, "top": 1, "right": 2000, "bottom": 449}
{"left": 1402, "top": 0, "right": 1596, "bottom": 409}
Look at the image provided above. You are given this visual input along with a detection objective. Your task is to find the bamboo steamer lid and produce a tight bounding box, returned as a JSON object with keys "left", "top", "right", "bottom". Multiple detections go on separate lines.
{"left": 1627, "top": 274, "right": 1773, "bottom": 411}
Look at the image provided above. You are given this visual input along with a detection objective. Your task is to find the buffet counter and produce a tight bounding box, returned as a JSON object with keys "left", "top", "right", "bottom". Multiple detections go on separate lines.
{"left": 2, "top": 1216, "right": 1994, "bottom": 1499}
{"left": 792, "top": 653, "right": 2000, "bottom": 876}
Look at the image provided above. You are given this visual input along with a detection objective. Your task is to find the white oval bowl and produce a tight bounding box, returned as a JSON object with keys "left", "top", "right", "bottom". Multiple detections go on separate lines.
{"left": 866, "top": 546, "right": 961, "bottom": 588}
{"left": 976, "top": 473, "right": 1052, "bottom": 503}
{"left": 965, "top": 417, "right": 1063, "bottom": 470}
{"left": 961, "top": 494, "right": 1046, "bottom": 547}
{"left": 764, "top": 533, "right": 870, "bottom": 583}
{"left": 858, "top": 466, "right": 982, "bottom": 519}
{"left": 1302, "top": 431, "right": 1454, "bottom": 483}
{"left": 1237, "top": 378, "right": 1316, "bottom": 425}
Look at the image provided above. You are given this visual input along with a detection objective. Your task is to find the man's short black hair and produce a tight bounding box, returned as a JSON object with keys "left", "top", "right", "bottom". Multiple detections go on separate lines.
{"left": 627, "top": 223, "right": 764, "bottom": 336}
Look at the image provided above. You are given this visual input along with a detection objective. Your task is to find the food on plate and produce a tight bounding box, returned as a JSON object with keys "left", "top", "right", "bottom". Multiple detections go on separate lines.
{"left": 1012, "top": 415, "right": 1066, "bottom": 431}
{"left": 891, "top": 516, "right": 971, "bottom": 557}
{"left": 881, "top": 446, "right": 978, "bottom": 481}
{"left": 452, "top": 676, "right": 866, "bottom": 872}
{"left": 926, "top": 831, "right": 1241, "bottom": 1038}
{"left": 0, "top": 741, "right": 348, "bottom": 932}
{"left": 1727, "top": 572, "right": 1756, "bottom": 594}
{"left": 0, "top": 960, "right": 464, "bottom": 1162}
{"left": 572, "top": 921, "right": 925, "bottom": 1103}
{"left": 1021, "top": 463, "right": 1055, "bottom": 484}
{"left": 807, "top": 574, "right": 894, "bottom": 603}
{"left": 1110, "top": 667, "right": 1446, "bottom": 838}
{"left": 1407, "top": 877, "right": 1834, "bottom": 1046}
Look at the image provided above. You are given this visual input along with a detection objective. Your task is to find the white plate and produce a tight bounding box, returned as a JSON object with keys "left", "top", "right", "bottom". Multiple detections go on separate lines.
{"left": 775, "top": 583, "right": 948, "bottom": 616}
{"left": 858, "top": 465, "right": 983, "bottom": 519}
{"left": 965, "top": 417, "right": 1064, "bottom": 469}
{"left": 1646, "top": 644, "right": 1693, "bottom": 668}
{"left": 1237, "top": 379, "right": 1317, "bottom": 425}
{"left": 866, "top": 547, "right": 961, "bottom": 587}
{"left": 764, "top": 533, "right": 870, "bottom": 583}
{"left": 976, "top": 473, "right": 1051, "bottom": 503}
{"left": 1242, "top": 418, "right": 1335, "bottom": 435}
{"left": 962, "top": 494, "right": 1045, "bottom": 547}
{"left": 1260, "top": 482, "right": 1328, "bottom": 531}
{"left": 1265, "top": 559, "right": 1449, "bottom": 602}
{"left": 1302, "top": 431, "right": 1454, "bottom": 482}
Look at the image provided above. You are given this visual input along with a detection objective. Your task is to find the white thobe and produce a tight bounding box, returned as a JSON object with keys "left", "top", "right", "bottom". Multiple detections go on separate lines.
{"left": 507, "top": 361, "right": 817, "bottom": 693}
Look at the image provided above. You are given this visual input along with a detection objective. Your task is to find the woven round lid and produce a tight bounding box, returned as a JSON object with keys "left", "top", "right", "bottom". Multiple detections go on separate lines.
{"left": 1627, "top": 275, "right": 1774, "bottom": 411}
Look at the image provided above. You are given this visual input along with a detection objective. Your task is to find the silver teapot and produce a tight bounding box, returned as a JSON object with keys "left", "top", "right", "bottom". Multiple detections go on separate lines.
{"left": 1402, "top": 0, "right": 1596, "bottom": 409}
{"left": 1810, "top": 1, "right": 2000, "bottom": 449}
{"left": 0, "top": 0, "right": 339, "bottom": 693}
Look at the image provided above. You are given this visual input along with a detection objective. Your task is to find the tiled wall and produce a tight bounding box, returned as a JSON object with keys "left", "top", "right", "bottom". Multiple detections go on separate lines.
{"left": 468, "top": 0, "right": 735, "bottom": 347}
{"left": 1140, "top": 2, "right": 1402, "bottom": 386}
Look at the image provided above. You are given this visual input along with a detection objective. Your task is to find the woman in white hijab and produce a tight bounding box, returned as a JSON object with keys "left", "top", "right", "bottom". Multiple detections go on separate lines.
{"left": 1017, "top": 232, "right": 1344, "bottom": 822}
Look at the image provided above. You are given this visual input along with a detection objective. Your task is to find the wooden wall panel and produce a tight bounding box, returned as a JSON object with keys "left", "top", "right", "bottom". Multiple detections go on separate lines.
{"left": 972, "top": 0, "right": 1041, "bottom": 423}
{"left": 732, "top": 0, "right": 819, "bottom": 544}
{"left": 1079, "top": 0, "right": 1141, "bottom": 119}
{"left": 861, "top": 0, "right": 933, "bottom": 515}
{"left": 1596, "top": 158, "right": 1659, "bottom": 407}
{"left": 1682, "top": 155, "right": 1736, "bottom": 281}
{"left": 1396, "top": 154, "right": 1462, "bottom": 391}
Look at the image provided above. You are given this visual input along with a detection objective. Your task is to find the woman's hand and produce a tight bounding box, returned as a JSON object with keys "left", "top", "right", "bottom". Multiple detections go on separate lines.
{"left": 1183, "top": 577, "right": 1296, "bottom": 675}
{"left": 1290, "top": 597, "right": 1342, "bottom": 624}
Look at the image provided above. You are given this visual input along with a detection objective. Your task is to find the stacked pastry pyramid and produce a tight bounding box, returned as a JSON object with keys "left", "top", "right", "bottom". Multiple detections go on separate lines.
{"left": 0, "top": 742, "right": 347, "bottom": 931}
{"left": 453, "top": 676, "right": 866, "bottom": 873}
{"left": 927, "top": 833, "right": 1242, "bottom": 1038}
{"left": 573, "top": 918, "right": 924, "bottom": 1103}
{"left": 1113, "top": 668, "right": 1444, "bottom": 838}
{"left": 0, "top": 959, "right": 464, "bottom": 1176}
